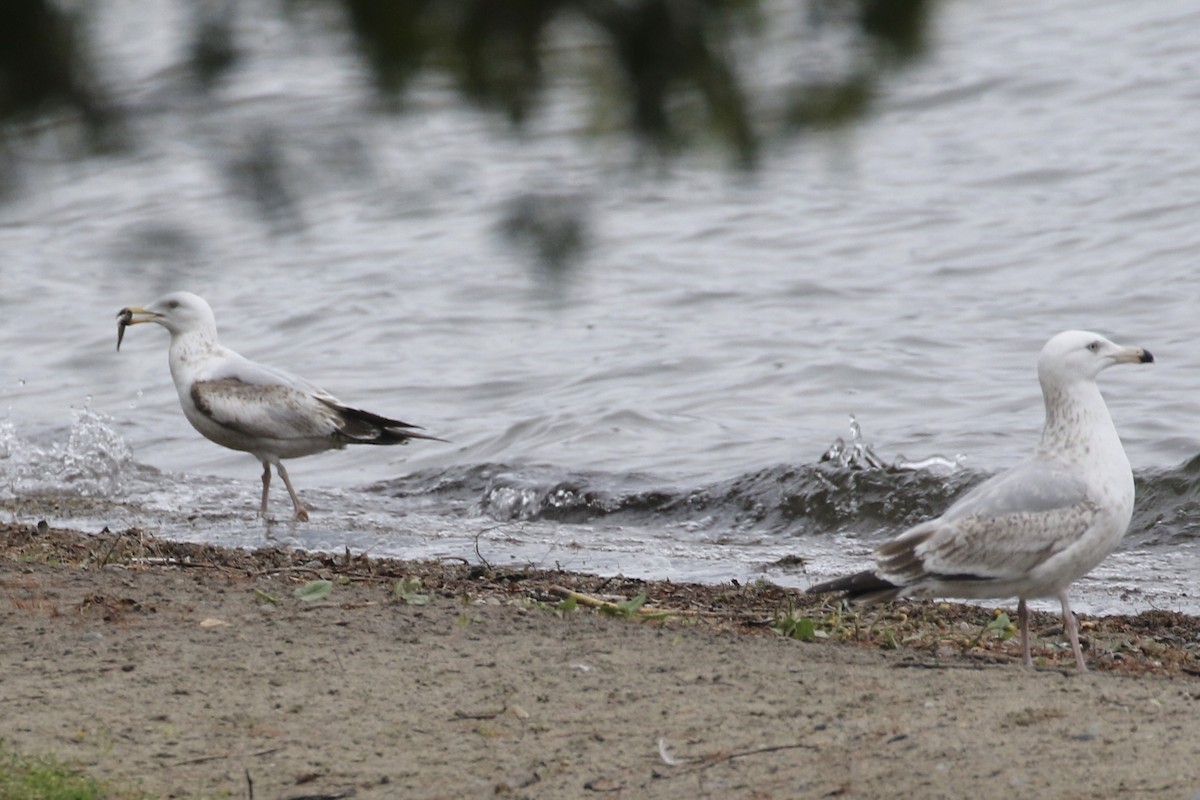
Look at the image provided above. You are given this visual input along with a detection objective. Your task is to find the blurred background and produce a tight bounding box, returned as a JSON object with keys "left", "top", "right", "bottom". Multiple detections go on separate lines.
{"left": 2, "top": 0, "right": 1199, "bottom": 612}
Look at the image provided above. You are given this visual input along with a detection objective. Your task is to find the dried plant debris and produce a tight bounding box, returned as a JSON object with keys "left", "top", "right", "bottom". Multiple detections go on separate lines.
{"left": 2, "top": 521, "right": 1197, "bottom": 676}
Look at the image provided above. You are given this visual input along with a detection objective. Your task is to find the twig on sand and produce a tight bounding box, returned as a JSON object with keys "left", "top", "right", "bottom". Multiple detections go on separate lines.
{"left": 657, "top": 741, "right": 818, "bottom": 779}
{"left": 96, "top": 533, "right": 124, "bottom": 568}
{"left": 297, "top": 601, "right": 378, "bottom": 612}
{"left": 583, "top": 777, "right": 624, "bottom": 792}
{"left": 547, "top": 585, "right": 663, "bottom": 614}
{"left": 892, "top": 659, "right": 1002, "bottom": 670}
{"left": 248, "top": 566, "right": 327, "bottom": 579}
{"left": 473, "top": 526, "right": 504, "bottom": 571}
{"left": 543, "top": 585, "right": 749, "bottom": 622}
{"left": 172, "top": 746, "right": 283, "bottom": 767}
{"left": 452, "top": 707, "right": 507, "bottom": 721}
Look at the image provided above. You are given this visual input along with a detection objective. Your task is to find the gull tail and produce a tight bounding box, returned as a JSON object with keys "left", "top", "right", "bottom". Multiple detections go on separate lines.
{"left": 807, "top": 570, "right": 902, "bottom": 605}
{"left": 332, "top": 403, "right": 449, "bottom": 445}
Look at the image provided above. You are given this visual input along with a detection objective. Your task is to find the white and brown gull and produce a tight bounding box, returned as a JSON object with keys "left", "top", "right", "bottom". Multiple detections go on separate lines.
{"left": 807, "top": 330, "right": 1153, "bottom": 671}
{"left": 117, "top": 291, "right": 443, "bottom": 521}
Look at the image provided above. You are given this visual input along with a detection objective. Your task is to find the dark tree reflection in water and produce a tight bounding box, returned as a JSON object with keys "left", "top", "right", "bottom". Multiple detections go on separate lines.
{"left": 0, "top": 0, "right": 933, "bottom": 270}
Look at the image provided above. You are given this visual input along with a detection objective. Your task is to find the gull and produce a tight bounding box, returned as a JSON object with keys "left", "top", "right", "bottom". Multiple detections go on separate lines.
{"left": 807, "top": 330, "right": 1153, "bottom": 671}
{"left": 117, "top": 291, "right": 444, "bottom": 521}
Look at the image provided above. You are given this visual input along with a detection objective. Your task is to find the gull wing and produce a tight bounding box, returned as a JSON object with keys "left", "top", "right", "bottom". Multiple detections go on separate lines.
{"left": 322, "top": 400, "right": 446, "bottom": 444}
{"left": 876, "top": 460, "right": 1095, "bottom": 585}
{"left": 203, "top": 349, "right": 338, "bottom": 402}
{"left": 190, "top": 379, "right": 343, "bottom": 440}
{"left": 192, "top": 350, "right": 442, "bottom": 445}
{"left": 941, "top": 460, "right": 1089, "bottom": 522}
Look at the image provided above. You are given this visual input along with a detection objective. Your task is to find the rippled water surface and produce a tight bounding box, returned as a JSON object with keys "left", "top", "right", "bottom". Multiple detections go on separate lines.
{"left": 4, "top": 0, "right": 1200, "bottom": 614}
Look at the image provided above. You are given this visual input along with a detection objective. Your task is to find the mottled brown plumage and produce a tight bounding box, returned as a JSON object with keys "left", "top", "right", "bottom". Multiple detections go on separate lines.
{"left": 808, "top": 331, "right": 1153, "bottom": 671}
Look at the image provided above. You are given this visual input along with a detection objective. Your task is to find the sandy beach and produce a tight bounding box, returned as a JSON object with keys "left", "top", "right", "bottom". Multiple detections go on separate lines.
{"left": 2, "top": 521, "right": 1199, "bottom": 799}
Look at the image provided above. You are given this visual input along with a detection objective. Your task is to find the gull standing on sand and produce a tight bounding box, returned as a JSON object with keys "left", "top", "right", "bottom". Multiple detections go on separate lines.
{"left": 807, "top": 330, "right": 1153, "bottom": 671}
{"left": 117, "top": 291, "right": 443, "bottom": 521}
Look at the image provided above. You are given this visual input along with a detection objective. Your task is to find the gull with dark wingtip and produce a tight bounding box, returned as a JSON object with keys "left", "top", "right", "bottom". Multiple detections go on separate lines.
{"left": 807, "top": 330, "right": 1153, "bottom": 671}
{"left": 117, "top": 291, "right": 444, "bottom": 521}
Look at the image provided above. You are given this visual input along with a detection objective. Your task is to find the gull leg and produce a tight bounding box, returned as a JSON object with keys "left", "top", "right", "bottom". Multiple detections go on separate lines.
{"left": 1018, "top": 598, "right": 1032, "bottom": 667}
{"left": 1058, "top": 590, "right": 1087, "bottom": 672}
{"left": 275, "top": 462, "right": 310, "bottom": 522}
{"left": 260, "top": 461, "right": 271, "bottom": 518}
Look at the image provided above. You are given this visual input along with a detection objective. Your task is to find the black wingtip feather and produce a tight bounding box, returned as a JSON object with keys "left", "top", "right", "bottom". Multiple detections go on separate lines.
{"left": 375, "top": 427, "right": 449, "bottom": 445}
{"left": 334, "top": 404, "right": 448, "bottom": 445}
{"left": 807, "top": 570, "right": 902, "bottom": 604}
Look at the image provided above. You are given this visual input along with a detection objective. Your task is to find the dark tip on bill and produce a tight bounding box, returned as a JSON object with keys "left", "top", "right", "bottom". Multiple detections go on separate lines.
{"left": 117, "top": 307, "right": 133, "bottom": 351}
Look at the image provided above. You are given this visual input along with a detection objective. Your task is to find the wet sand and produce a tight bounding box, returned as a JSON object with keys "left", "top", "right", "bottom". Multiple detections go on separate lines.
{"left": 2, "top": 522, "right": 1199, "bottom": 799}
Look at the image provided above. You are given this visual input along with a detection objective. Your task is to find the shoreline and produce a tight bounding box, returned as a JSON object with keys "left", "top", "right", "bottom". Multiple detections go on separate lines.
{"left": 3, "top": 521, "right": 1200, "bottom": 798}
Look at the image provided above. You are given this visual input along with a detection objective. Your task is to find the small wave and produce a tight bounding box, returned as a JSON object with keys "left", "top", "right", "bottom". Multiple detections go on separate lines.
{"left": 460, "top": 461, "right": 982, "bottom": 535}
{"left": 409, "top": 457, "right": 1193, "bottom": 545}
{"left": 1129, "top": 454, "right": 1200, "bottom": 544}
{"left": 380, "top": 418, "right": 982, "bottom": 536}
{"left": 375, "top": 419, "right": 1200, "bottom": 546}
{"left": 477, "top": 467, "right": 676, "bottom": 524}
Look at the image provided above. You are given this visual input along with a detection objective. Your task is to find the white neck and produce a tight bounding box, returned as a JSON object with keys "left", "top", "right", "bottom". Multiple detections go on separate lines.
{"left": 1036, "top": 378, "right": 1127, "bottom": 475}
{"left": 167, "top": 327, "right": 221, "bottom": 386}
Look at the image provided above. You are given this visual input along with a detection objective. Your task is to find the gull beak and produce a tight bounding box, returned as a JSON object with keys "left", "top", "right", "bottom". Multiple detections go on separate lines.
{"left": 1113, "top": 345, "right": 1154, "bottom": 365}
{"left": 116, "top": 305, "right": 161, "bottom": 351}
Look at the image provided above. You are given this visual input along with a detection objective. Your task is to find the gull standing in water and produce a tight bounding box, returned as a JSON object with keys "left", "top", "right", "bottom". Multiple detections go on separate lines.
{"left": 807, "top": 330, "right": 1153, "bottom": 671}
{"left": 118, "top": 291, "right": 444, "bottom": 521}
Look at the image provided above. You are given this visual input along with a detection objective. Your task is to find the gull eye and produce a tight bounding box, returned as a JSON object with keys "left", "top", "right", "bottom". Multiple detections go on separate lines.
{"left": 1086, "top": 341, "right": 1100, "bottom": 352}
{"left": 167, "top": 300, "right": 180, "bottom": 309}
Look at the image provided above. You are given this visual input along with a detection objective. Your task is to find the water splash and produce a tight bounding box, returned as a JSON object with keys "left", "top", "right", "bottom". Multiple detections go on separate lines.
{"left": 0, "top": 418, "right": 17, "bottom": 462}
{"left": 59, "top": 406, "right": 134, "bottom": 495}
{"left": 820, "top": 415, "right": 887, "bottom": 470}
{"left": 821, "top": 415, "right": 964, "bottom": 474}
{"left": 893, "top": 453, "right": 966, "bottom": 473}
{"left": 0, "top": 406, "right": 133, "bottom": 499}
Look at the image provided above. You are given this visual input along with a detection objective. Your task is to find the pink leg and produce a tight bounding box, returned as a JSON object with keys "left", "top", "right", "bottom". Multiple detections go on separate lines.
{"left": 1059, "top": 590, "right": 1087, "bottom": 672}
{"left": 260, "top": 461, "right": 271, "bottom": 518}
{"left": 1018, "top": 598, "right": 1032, "bottom": 667}
{"left": 276, "top": 462, "right": 309, "bottom": 521}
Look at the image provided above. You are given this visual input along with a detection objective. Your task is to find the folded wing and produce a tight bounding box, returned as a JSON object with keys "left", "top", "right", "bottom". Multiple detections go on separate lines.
{"left": 809, "top": 460, "right": 1096, "bottom": 601}
{"left": 879, "top": 460, "right": 1095, "bottom": 586}
{"left": 191, "top": 378, "right": 443, "bottom": 445}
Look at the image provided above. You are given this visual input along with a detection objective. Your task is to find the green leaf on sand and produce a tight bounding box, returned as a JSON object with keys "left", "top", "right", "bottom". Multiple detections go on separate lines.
{"left": 600, "top": 591, "right": 650, "bottom": 618}
{"left": 393, "top": 577, "right": 430, "bottom": 605}
{"left": 294, "top": 580, "right": 332, "bottom": 603}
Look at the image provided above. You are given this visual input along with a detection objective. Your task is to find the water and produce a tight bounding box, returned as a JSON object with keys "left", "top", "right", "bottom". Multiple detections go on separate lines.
{"left": 3, "top": 0, "right": 1200, "bottom": 615}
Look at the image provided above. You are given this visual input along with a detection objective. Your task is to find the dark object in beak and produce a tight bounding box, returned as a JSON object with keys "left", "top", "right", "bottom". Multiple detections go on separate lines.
{"left": 117, "top": 308, "right": 133, "bottom": 351}
{"left": 1140, "top": 349, "right": 1154, "bottom": 364}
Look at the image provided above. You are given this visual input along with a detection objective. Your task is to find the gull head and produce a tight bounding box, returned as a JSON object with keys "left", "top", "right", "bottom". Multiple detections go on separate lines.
{"left": 117, "top": 291, "right": 218, "bottom": 349}
{"left": 1037, "top": 330, "right": 1153, "bottom": 387}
